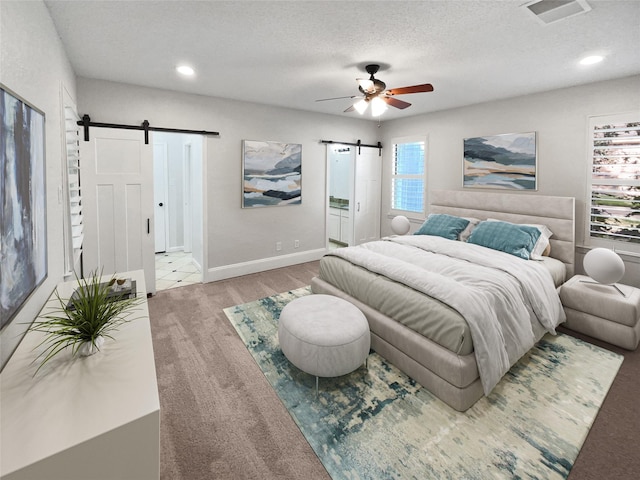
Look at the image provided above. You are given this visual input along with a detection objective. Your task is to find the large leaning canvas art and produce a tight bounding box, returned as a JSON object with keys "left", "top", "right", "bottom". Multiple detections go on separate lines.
{"left": 0, "top": 85, "right": 47, "bottom": 329}
{"left": 242, "top": 140, "right": 302, "bottom": 207}
{"left": 463, "top": 132, "right": 537, "bottom": 190}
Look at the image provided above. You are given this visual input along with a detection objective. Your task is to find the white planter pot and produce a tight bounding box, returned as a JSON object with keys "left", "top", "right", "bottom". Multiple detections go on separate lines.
{"left": 78, "top": 336, "right": 105, "bottom": 356}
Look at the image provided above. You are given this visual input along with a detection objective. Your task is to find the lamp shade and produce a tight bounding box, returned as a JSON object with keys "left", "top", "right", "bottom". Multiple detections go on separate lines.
{"left": 583, "top": 248, "right": 625, "bottom": 285}
{"left": 353, "top": 99, "right": 368, "bottom": 115}
{"left": 391, "top": 215, "right": 411, "bottom": 235}
{"left": 370, "top": 96, "right": 388, "bottom": 117}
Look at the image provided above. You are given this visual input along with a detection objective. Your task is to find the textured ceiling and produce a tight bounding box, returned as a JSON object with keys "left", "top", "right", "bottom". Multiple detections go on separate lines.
{"left": 45, "top": 0, "right": 640, "bottom": 121}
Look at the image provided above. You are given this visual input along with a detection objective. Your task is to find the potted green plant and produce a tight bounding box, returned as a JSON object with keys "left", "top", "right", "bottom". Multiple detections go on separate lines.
{"left": 28, "top": 270, "right": 142, "bottom": 373}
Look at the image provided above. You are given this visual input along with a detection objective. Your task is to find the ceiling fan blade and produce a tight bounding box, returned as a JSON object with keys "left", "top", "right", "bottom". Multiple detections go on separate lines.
{"left": 383, "top": 96, "right": 411, "bottom": 109}
{"left": 386, "top": 83, "right": 434, "bottom": 96}
{"left": 315, "top": 95, "right": 358, "bottom": 102}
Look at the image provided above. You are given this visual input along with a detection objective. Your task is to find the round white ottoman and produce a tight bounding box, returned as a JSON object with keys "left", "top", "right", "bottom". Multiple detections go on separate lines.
{"left": 278, "top": 294, "right": 370, "bottom": 385}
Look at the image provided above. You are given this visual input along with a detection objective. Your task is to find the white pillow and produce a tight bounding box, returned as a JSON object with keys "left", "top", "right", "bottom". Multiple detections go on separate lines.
{"left": 459, "top": 217, "right": 481, "bottom": 242}
{"left": 526, "top": 224, "right": 553, "bottom": 260}
{"left": 486, "top": 219, "right": 553, "bottom": 260}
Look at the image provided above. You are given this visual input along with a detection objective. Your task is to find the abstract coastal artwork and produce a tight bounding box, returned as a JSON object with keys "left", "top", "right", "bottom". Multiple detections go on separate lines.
{"left": 463, "top": 132, "right": 537, "bottom": 190}
{"left": 0, "top": 85, "right": 47, "bottom": 329}
{"left": 242, "top": 140, "right": 302, "bottom": 208}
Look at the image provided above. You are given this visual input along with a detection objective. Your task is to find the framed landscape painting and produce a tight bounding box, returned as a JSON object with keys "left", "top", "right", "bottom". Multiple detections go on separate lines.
{"left": 463, "top": 132, "right": 537, "bottom": 190}
{"left": 0, "top": 85, "right": 47, "bottom": 329}
{"left": 242, "top": 140, "right": 302, "bottom": 208}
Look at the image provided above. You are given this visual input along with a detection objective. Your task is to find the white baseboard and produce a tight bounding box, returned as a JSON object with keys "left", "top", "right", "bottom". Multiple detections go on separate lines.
{"left": 191, "top": 257, "right": 202, "bottom": 274}
{"left": 205, "top": 248, "right": 327, "bottom": 283}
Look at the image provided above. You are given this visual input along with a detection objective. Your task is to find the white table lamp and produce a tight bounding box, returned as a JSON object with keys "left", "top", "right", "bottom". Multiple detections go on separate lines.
{"left": 583, "top": 247, "right": 626, "bottom": 295}
{"left": 391, "top": 215, "right": 411, "bottom": 235}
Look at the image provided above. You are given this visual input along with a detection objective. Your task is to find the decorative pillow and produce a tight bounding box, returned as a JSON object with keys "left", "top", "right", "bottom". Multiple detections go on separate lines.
{"left": 486, "top": 219, "right": 553, "bottom": 261}
{"left": 467, "top": 220, "right": 541, "bottom": 259}
{"left": 459, "top": 217, "right": 481, "bottom": 242}
{"left": 414, "top": 214, "right": 470, "bottom": 240}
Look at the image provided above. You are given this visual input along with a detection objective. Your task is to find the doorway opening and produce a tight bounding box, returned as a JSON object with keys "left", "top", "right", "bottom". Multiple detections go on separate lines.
{"left": 325, "top": 143, "right": 382, "bottom": 250}
{"left": 327, "top": 144, "right": 355, "bottom": 250}
{"left": 152, "top": 132, "right": 204, "bottom": 291}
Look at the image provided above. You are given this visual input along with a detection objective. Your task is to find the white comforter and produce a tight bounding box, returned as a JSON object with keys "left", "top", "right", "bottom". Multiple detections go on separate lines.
{"left": 327, "top": 235, "right": 565, "bottom": 395}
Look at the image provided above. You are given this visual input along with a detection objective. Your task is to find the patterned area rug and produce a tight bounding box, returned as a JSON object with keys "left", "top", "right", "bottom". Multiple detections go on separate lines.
{"left": 223, "top": 287, "right": 623, "bottom": 480}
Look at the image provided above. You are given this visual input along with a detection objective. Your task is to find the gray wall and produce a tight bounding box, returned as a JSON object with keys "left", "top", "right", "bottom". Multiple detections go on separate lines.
{"left": 380, "top": 75, "right": 640, "bottom": 241}
{"left": 380, "top": 74, "right": 640, "bottom": 284}
{"left": 0, "top": 0, "right": 77, "bottom": 367}
{"left": 77, "top": 78, "right": 380, "bottom": 280}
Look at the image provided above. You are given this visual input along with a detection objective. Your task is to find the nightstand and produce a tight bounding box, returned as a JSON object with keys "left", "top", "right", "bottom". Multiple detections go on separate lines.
{"left": 559, "top": 275, "right": 640, "bottom": 350}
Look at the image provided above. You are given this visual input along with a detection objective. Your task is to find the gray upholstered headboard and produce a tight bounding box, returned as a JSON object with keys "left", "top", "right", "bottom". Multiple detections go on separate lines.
{"left": 429, "top": 190, "right": 576, "bottom": 277}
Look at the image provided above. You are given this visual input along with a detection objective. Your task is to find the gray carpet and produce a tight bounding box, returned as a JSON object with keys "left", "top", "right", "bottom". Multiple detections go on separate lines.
{"left": 148, "top": 261, "right": 639, "bottom": 479}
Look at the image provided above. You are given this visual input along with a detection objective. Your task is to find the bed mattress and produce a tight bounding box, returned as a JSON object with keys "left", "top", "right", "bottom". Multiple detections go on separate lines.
{"left": 318, "top": 238, "right": 566, "bottom": 356}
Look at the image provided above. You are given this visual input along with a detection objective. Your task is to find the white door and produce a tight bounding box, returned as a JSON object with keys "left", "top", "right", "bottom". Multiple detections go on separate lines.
{"left": 153, "top": 143, "right": 168, "bottom": 253}
{"left": 80, "top": 128, "right": 156, "bottom": 295}
{"left": 352, "top": 148, "right": 382, "bottom": 245}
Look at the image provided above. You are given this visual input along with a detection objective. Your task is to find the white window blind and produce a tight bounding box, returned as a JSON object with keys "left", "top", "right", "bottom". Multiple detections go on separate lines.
{"left": 589, "top": 114, "right": 640, "bottom": 245}
{"left": 391, "top": 139, "right": 425, "bottom": 214}
{"left": 63, "top": 104, "right": 83, "bottom": 275}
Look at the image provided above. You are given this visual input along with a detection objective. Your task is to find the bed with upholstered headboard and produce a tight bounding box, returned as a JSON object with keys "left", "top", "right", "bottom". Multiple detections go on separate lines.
{"left": 311, "top": 190, "right": 575, "bottom": 411}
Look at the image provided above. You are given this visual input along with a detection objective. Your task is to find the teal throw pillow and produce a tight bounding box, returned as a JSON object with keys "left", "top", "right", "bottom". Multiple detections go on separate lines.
{"left": 414, "top": 214, "right": 470, "bottom": 241}
{"left": 467, "top": 221, "right": 541, "bottom": 259}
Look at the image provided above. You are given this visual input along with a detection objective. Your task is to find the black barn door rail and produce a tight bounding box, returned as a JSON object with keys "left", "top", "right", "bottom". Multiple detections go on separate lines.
{"left": 78, "top": 115, "right": 220, "bottom": 144}
{"left": 320, "top": 139, "right": 382, "bottom": 156}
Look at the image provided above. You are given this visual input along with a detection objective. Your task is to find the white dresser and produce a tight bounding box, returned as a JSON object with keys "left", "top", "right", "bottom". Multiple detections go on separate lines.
{"left": 0, "top": 270, "right": 160, "bottom": 480}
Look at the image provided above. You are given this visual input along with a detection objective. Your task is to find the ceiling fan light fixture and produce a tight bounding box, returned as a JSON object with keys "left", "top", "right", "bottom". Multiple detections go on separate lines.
{"left": 357, "top": 79, "right": 374, "bottom": 92}
{"left": 321, "top": 63, "right": 433, "bottom": 115}
{"left": 370, "top": 96, "right": 388, "bottom": 117}
{"left": 353, "top": 99, "right": 369, "bottom": 115}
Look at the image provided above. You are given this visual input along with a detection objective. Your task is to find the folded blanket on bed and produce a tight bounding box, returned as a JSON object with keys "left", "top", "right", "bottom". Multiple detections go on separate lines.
{"left": 326, "top": 235, "right": 565, "bottom": 395}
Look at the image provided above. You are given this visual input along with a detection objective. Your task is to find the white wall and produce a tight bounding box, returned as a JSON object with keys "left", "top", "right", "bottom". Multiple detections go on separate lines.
{"left": 0, "top": 0, "right": 77, "bottom": 368}
{"left": 76, "top": 78, "right": 379, "bottom": 280}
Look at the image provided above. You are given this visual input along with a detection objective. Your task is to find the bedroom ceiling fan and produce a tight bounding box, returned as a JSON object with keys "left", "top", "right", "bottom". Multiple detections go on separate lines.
{"left": 316, "top": 64, "right": 434, "bottom": 117}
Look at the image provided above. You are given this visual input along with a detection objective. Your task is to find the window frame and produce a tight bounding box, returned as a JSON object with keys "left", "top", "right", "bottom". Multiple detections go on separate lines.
{"left": 61, "top": 87, "right": 83, "bottom": 278}
{"left": 586, "top": 112, "right": 640, "bottom": 253}
{"left": 389, "top": 135, "right": 427, "bottom": 218}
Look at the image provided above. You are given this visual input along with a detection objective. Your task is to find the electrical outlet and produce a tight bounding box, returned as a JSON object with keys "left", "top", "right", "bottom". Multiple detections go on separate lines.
{"left": 294, "top": 240, "right": 300, "bottom": 248}
{"left": 276, "top": 241, "right": 282, "bottom": 251}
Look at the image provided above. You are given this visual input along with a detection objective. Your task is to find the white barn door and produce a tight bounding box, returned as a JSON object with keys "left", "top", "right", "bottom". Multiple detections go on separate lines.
{"left": 352, "top": 148, "right": 382, "bottom": 245}
{"left": 80, "top": 128, "right": 156, "bottom": 295}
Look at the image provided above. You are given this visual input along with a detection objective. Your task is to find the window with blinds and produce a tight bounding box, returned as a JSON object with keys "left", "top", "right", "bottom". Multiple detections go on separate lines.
{"left": 589, "top": 114, "right": 640, "bottom": 245}
{"left": 391, "top": 139, "right": 426, "bottom": 214}
{"left": 63, "top": 103, "right": 83, "bottom": 275}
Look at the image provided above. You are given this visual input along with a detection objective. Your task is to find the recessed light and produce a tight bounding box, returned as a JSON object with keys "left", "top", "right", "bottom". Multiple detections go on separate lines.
{"left": 176, "top": 65, "right": 195, "bottom": 76}
{"left": 579, "top": 55, "right": 604, "bottom": 66}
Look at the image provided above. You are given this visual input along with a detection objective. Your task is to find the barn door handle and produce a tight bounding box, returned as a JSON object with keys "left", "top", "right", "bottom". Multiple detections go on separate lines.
{"left": 147, "top": 218, "right": 150, "bottom": 234}
{"left": 357, "top": 202, "right": 360, "bottom": 212}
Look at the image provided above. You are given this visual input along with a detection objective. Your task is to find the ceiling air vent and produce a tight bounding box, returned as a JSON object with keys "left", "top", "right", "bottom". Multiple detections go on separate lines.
{"left": 523, "top": 0, "right": 591, "bottom": 25}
